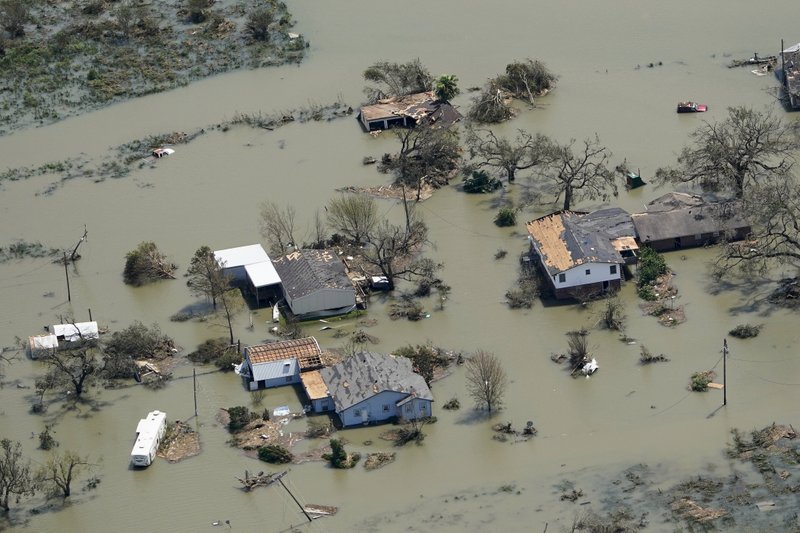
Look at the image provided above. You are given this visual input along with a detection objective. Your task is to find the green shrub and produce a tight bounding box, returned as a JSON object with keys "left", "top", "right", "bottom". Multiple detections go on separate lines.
{"left": 463, "top": 170, "right": 501, "bottom": 194}
{"left": 227, "top": 406, "right": 252, "bottom": 432}
{"left": 637, "top": 285, "right": 657, "bottom": 301}
{"left": 494, "top": 207, "right": 516, "bottom": 227}
{"left": 324, "top": 438, "right": 359, "bottom": 468}
{"left": 691, "top": 371, "right": 711, "bottom": 392}
{"left": 258, "top": 444, "right": 293, "bottom": 464}
{"left": 637, "top": 247, "right": 667, "bottom": 287}
{"left": 729, "top": 324, "right": 762, "bottom": 339}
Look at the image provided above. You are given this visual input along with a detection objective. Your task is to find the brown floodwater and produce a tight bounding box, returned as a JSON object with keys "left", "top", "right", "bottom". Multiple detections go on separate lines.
{"left": 1, "top": 1, "right": 799, "bottom": 531}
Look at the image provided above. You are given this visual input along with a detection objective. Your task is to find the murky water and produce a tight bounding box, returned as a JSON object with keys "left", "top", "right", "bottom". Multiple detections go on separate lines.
{"left": 1, "top": 1, "right": 800, "bottom": 531}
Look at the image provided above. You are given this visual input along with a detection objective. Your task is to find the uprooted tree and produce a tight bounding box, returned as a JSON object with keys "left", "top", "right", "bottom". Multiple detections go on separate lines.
{"left": 103, "top": 321, "right": 176, "bottom": 379}
{"left": 362, "top": 58, "right": 433, "bottom": 102}
{"left": 123, "top": 241, "right": 176, "bottom": 286}
{"left": 495, "top": 59, "right": 558, "bottom": 104}
{"left": 467, "top": 81, "right": 514, "bottom": 124}
{"left": 654, "top": 106, "right": 798, "bottom": 199}
{"left": 465, "top": 350, "right": 508, "bottom": 413}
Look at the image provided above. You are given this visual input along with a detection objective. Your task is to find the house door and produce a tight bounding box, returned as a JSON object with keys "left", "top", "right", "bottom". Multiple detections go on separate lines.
{"left": 674, "top": 237, "right": 682, "bottom": 249}
{"left": 602, "top": 281, "right": 610, "bottom": 291}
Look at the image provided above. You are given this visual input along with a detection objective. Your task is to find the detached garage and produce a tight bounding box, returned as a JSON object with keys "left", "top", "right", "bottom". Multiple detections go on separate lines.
{"left": 272, "top": 249, "right": 356, "bottom": 319}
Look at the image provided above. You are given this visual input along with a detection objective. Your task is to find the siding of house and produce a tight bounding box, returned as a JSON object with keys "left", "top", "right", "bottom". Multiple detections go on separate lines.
{"left": 285, "top": 288, "right": 356, "bottom": 317}
{"left": 338, "top": 390, "right": 408, "bottom": 427}
{"left": 538, "top": 260, "right": 622, "bottom": 299}
{"left": 397, "top": 397, "right": 433, "bottom": 421}
{"left": 247, "top": 359, "right": 300, "bottom": 390}
{"left": 643, "top": 228, "right": 750, "bottom": 252}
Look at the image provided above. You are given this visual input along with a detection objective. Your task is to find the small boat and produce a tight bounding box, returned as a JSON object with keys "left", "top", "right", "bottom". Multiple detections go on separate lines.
{"left": 152, "top": 147, "right": 175, "bottom": 158}
{"left": 272, "top": 304, "right": 280, "bottom": 323}
{"left": 677, "top": 101, "right": 707, "bottom": 113}
{"left": 625, "top": 171, "right": 646, "bottom": 190}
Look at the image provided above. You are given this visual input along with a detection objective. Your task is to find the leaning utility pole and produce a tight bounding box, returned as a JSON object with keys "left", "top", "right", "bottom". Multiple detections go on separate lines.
{"left": 62, "top": 252, "right": 71, "bottom": 302}
{"left": 723, "top": 339, "right": 728, "bottom": 406}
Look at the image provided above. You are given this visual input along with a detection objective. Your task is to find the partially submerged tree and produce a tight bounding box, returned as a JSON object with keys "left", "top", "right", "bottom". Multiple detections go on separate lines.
{"left": 123, "top": 241, "right": 176, "bottom": 286}
{"left": 566, "top": 329, "right": 590, "bottom": 374}
{"left": 324, "top": 438, "right": 359, "bottom": 468}
{"left": 393, "top": 344, "right": 449, "bottom": 385}
{"left": 186, "top": 245, "right": 231, "bottom": 309}
{"left": 714, "top": 181, "right": 800, "bottom": 275}
{"left": 465, "top": 350, "right": 508, "bottom": 413}
{"left": 654, "top": 107, "right": 798, "bottom": 198}
{"left": 363, "top": 59, "right": 433, "bottom": 102}
{"left": 496, "top": 59, "right": 557, "bottom": 104}
{"left": 0, "top": 0, "right": 31, "bottom": 38}
{"left": 187, "top": 0, "right": 213, "bottom": 23}
{"left": 466, "top": 128, "right": 552, "bottom": 183}
{"left": 434, "top": 74, "right": 460, "bottom": 102}
{"left": 36, "top": 450, "right": 96, "bottom": 500}
{"left": 259, "top": 202, "right": 297, "bottom": 256}
{"left": 378, "top": 123, "right": 461, "bottom": 200}
{"left": 217, "top": 283, "right": 243, "bottom": 345}
{"left": 245, "top": 6, "right": 275, "bottom": 41}
{"left": 538, "top": 135, "right": 617, "bottom": 211}
{"left": 326, "top": 194, "right": 378, "bottom": 245}
{"left": 40, "top": 343, "right": 100, "bottom": 398}
{"left": 462, "top": 170, "right": 502, "bottom": 193}
{"left": 0, "top": 439, "right": 35, "bottom": 515}
{"left": 103, "top": 321, "right": 175, "bottom": 378}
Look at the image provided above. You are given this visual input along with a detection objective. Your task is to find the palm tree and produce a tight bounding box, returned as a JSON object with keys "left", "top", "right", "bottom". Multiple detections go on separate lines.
{"left": 434, "top": 74, "right": 460, "bottom": 102}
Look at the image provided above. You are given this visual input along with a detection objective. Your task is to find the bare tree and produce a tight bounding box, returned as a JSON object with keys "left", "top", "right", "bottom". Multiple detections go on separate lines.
{"left": 40, "top": 343, "right": 100, "bottom": 398}
{"left": 0, "top": 439, "right": 35, "bottom": 515}
{"left": 362, "top": 207, "right": 438, "bottom": 291}
{"left": 311, "top": 208, "right": 328, "bottom": 248}
{"left": 259, "top": 202, "right": 296, "bottom": 256}
{"left": 466, "top": 127, "right": 552, "bottom": 182}
{"left": 465, "top": 350, "right": 508, "bottom": 413}
{"left": 538, "top": 135, "right": 617, "bottom": 211}
{"left": 0, "top": 0, "right": 31, "bottom": 38}
{"left": 186, "top": 245, "right": 231, "bottom": 309}
{"left": 326, "top": 195, "right": 378, "bottom": 245}
{"left": 363, "top": 59, "right": 433, "bottom": 103}
{"left": 714, "top": 181, "right": 800, "bottom": 275}
{"left": 217, "top": 285, "right": 243, "bottom": 346}
{"left": 655, "top": 107, "right": 797, "bottom": 198}
{"left": 379, "top": 124, "right": 461, "bottom": 200}
{"left": 36, "top": 450, "right": 96, "bottom": 500}
{"left": 123, "top": 242, "right": 176, "bottom": 286}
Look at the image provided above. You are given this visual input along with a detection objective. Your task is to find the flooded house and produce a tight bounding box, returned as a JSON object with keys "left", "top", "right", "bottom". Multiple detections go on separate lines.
{"left": 526, "top": 209, "right": 637, "bottom": 300}
{"left": 357, "top": 91, "right": 462, "bottom": 132}
{"left": 237, "top": 336, "right": 323, "bottom": 391}
{"left": 631, "top": 193, "right": 751, "bottom": 251}
{"left": 28, "top": 321, "right": 100, "bottom": 359}
{"left": 781, "top": 42, "right": 800, "bottom": 109}
{"left": 303, "top": 351, "right": 433, "bottom": 427}
{"left": 271, "top": 249, "right": 360, "bottom": 319}
{"left": 213, "top": 244, "right": 282, "bottom": 306}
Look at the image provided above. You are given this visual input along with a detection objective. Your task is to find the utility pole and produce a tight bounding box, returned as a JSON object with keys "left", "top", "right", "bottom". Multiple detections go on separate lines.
{"left": 278, "top": 477, "right": 312, "bottom": 523}
{"left": 193, "top": 368, "right": 198, "bottom": 417}
{"left": 723, "top": 339, "right": 728, "bottom": 406}
{"left": 62, "top": 252, "right": 71, "bottom": 302}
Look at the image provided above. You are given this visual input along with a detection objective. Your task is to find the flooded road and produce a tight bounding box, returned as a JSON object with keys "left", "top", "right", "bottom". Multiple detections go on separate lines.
{"left": 1, "top": 1, "right": 799, "bottom": 531}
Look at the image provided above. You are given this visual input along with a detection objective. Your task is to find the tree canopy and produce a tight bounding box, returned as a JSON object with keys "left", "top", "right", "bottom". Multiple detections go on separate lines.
{"left": 655, "top": 106, "right": 798, "bottom": 198}
{"left": 496, "top": 59, "right": 557, "bottom": 104}
{"left": 363, "top": 59, "right": 433, "bottom": 103}
{"left": 434, "top": 74, "right": 460, "bottom": 102}
{"left": 464, "top": 350, "right": 508, "bottom": 413}
{"left": 466, "top": 127, "right": 552, "bottom": 182}
{"left": 123, "top": 241, "right": 176, "bottom": 286}
{"left": 326, "top": 194, "right": 378, "bottom": 245}
{"left": 186, "top": 245, "right": 231, "bottom": 309}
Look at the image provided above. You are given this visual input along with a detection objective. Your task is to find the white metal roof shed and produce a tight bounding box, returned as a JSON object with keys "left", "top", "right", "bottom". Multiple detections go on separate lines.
{"left": 51, "top": 321, "right": 99, "bottom": 342}
{"left": 213, "top": 244, "right": 269, "bottom": 269}
{"left": 245, "top": 262, "right": 282, "bottom": 288}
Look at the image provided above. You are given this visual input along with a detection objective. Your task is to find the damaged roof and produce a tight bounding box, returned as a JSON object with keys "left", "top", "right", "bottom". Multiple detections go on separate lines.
{"left": 526, "top": 210, "right": 630, "bottom": 275}
{"left": 359, "top": 91, "right": 462, "bottom": 128}
{"left": 245, "top": 337, "right": 322, "bottom": 370}
{"left": 272, "top": 249, "right": 353, "bottom": 300}
{"left": 320, "top": 351, "right": 432, "bottom": 412}
{"left": 632, "top": 195, "right": 750, "bottom": 243}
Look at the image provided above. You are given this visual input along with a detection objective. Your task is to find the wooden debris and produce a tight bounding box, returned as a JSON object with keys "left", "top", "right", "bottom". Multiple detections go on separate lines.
{"left": 236, "top": 469, "right": 287, "bottom": 491}
{"left": 303, "top": 504, "right": 338, "bottom": 518}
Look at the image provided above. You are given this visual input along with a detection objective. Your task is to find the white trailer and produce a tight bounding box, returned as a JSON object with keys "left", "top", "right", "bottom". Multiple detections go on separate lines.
{"left": 130, "top": 410, "right": 167, "bottom": 467}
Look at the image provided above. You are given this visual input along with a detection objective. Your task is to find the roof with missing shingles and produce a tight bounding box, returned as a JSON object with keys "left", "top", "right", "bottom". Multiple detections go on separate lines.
{"left": 245, "top": 337, "right": 322, "bottom": 370}
{"left": 320, "top": 352, "right": 432, "bottom": 412}
{"left": 526, "top": 210, "right": 631, "bottom": 275}
{"left": 272, "top": 249, "right": 353, "bottom": 300}
{"left": 631, "top": 194, "right": 750, "bottom": 243}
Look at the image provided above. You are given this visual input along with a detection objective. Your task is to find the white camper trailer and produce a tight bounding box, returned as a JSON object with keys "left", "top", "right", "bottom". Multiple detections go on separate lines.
{"left": 130, "top": 410, "right": 167, "bottom": 467}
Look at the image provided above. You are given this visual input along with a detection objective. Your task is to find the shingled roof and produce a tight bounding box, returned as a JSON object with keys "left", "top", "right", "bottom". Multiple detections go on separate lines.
{"left": 632, "top": 194, "right": 749, "bottom": 243}
{"left": 245, "top": 337, "right": 322, "bottom": 370}
{"left": 526, "top": 211, "right": 628, "bottom": 276}
{"left": 272, "top": 249, "right": 353, "bottom": 300}
{"left": 320, "top": 352, "right": 432, "bottom": 412}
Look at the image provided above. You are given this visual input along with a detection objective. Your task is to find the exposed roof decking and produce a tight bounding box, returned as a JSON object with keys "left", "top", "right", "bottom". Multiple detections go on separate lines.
{"left": 526, "top": 211, "right": 627, "bottom": 276}
{"left": 359, "top": 91, "right": 437, "bottom": 122}
{"left": 245, "top": 337, "right": 322, "bottom": 370}
{"left": 301, "top": 370, "right": 329, "bottom": 401}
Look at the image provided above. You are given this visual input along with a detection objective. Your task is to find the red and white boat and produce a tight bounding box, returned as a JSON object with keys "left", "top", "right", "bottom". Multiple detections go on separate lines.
{"left": 677, "top": 101, "right": 707, "bottom": 113}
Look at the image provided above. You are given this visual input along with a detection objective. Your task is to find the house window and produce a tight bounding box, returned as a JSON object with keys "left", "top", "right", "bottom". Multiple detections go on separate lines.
{"left": 321, "top": 401, "right": 329, "bottom": 410}
{"left": 610, "top": 265, "right": 617, "bottom": 275}
{"left": 282, "top": 362, "right": 291, "bottom": 374}
{"left": 382, "top": 404, "right": 390, "bottom": 412}
{"left": 585, "top": 269, "right": 591, "bottom": 275}
{"left": 558, "top": 273, "right": 566, "bottom": 283}
{"left": 405, "top": 404, "right": 413, "bottom": 413}
{"left": 419, "top": 403, "right": 427, "bottom": 412}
